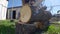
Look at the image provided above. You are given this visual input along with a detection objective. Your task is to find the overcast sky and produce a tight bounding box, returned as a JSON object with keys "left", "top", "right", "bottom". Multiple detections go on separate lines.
{"left": 8, "top": 0, "right": 60, "bottom": 15}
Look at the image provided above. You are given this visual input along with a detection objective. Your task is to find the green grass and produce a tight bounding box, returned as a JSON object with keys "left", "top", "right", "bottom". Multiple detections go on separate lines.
{"left": 0, "top": 20, "right": 15, "bottom": 34}
{"left": 0, "top": 20, "right": 60, "bottom": 34}
{"left": 46, "top": 24, "right": 60, "bottom": 34}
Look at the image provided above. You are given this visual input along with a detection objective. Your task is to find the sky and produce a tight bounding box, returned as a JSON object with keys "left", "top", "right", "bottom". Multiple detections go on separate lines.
{"left": 8, "top": 0, "right": 22, "bottom": 7}
{"left": 8, "top": 0, "right": 60, "bottom": 15}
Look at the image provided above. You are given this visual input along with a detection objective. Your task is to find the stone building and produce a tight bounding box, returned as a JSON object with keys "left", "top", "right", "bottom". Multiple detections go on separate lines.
{"left": 7, "top": 6, "right": 22, "bottom": 20}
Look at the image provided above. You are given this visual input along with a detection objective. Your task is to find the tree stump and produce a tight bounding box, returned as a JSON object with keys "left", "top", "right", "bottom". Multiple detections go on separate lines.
{"left": 15, "top": 22, "right": 36, "bottom": 34}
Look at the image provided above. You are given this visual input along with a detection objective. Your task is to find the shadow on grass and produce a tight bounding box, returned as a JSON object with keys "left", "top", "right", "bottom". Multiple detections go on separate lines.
{"left": 0, "top": 25, "right": 15, "bottom": 34}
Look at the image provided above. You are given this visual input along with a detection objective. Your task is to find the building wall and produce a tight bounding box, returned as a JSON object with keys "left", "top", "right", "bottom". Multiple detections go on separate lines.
{"left": 0, "top": 0, "right": 8, "bottom": 20}
{"left": 50, "top": 14, "right": 60, "bottom": 22}
{"left": 7, "top": 6, "right": 22, "bottom": 20}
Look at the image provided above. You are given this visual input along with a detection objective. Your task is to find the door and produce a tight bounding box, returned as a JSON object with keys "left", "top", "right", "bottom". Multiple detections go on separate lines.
{"left": 12, "top": 10, "right": 16, "bottom": 19}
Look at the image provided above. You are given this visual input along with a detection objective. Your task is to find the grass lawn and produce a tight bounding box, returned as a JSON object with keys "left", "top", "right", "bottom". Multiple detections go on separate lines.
{"left": 0, "top": 20, "right": 60, "bottom": 34}
{"left": 0, "top": 20, "right": 15, "bottom": 34}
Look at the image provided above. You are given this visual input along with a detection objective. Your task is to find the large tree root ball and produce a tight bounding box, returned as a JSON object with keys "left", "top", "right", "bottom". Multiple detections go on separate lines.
{"left": 17, "top": 5, "right": 52, "bottom": 34}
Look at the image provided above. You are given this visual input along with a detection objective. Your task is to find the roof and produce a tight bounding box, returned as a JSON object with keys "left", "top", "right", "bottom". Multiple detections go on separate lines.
{"left": 8, "top": 6, "right": 22, "bottom": 9}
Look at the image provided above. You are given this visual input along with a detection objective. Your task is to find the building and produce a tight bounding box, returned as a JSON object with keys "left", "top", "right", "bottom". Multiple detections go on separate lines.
{"left": 50, "top": 13, "right": 60, "bottom": 22}
{"left": 0, "top": 0, "right": 8, "bottom": 20}
{"left": 7, "top": 6, "right": 22, "bottom": 20}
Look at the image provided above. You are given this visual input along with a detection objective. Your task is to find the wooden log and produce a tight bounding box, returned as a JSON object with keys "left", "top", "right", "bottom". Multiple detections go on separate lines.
{"left": 20, "top": 5, "right": 52, "bottom": 23}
